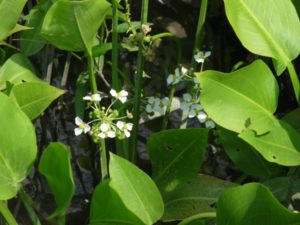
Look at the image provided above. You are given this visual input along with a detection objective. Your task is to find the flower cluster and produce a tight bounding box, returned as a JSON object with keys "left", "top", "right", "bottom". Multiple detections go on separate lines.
{"left": 74, "top": 89, "right": 133, "bottom": 141}
{"left": 180, "top": 93, "right": 215, "bottom": 129}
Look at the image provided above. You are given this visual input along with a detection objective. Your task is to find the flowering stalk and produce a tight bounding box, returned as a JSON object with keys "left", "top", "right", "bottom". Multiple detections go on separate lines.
{"left": 87, "top": 53, "right": 108, "bottom": 180}
{"left": 191, "top": 0, "right": 208, "bottom": 69}
{"left": 130, "top": 0, "right": 149, "bottom": 163}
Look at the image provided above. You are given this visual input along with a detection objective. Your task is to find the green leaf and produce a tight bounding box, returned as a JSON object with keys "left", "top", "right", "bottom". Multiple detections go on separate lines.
{"left": 224, "top": 0, "right": 300, "bottom": 68}
{"left": 198, "top": 60, "right": 279, "bottom": 134}
{"left": 39, "top": 142, "right": 75, "bottom": 219}
{"left": 239, "top": 120, "right": 300, "bottom": 166}
{"left": 41, "top": 0, "right": 111, "bottom": 53}
{"left": 162, "top": 174, "right": 237, "bottom": 221}
{"left": 109, "top": 153, "right": 164, "bottom": 225}
{"left": 283, "top": 107, "right": 300, "bottom": 132}
{"left": 147, "top": 128, "right": 209, "bottom": 193}
{"left": 0, "top": 93, "right": 37, "bottom": 200}
{"left": 10, "top": 82, "right": 65, "bottom": 120}
{"left": 0, "top": 0, "right": 27, "bottom": 41}
{"left": 90, "top": 180, "right": 145, "bottom": 225}
{"left": 218, "top": 127, "right": 280, "bottom": 178}
{"left": 0, "top": 53, "right": 41, "bottom": 90}
{"left": 20, "top": 2, "right": 50, "bottom": 56}
{"left": 216, "top": 183, "right": 300, "bottom": 225}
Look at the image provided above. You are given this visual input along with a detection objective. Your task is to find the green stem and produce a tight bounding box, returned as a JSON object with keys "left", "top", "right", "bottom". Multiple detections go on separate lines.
{"left": 287, "top": 61, "right": 300, "bottom": 104}
{"left": 130, "top": 0, "right": 149, "bottom": 163}
{"left": 112, "top": 0, "right": 120, "bottom": 91}
{"left": 162, "top": 85, "right": 175, "bottom": 130}
{"left": 87, "top": 54, "right": 98, "bottom": 94}
{"left": 87, "top": 53, "right": 108, "bottom": 179}
{"left": 144, "top": 32, "right": 175, "bottom": 42}
{"left": 19, "top": 189, "right": 41, "bottom": 225}
{"left": 179, "top": 212, "right": 216, "bottom": 225}
{"left": 0, "top": 201, "right": 18, "bottom": 225}
{"left": 100, "top": 139, "right": 108, "bottom": 179}
{"left": 191, "top": 0, "right": 208, "bottom": 69}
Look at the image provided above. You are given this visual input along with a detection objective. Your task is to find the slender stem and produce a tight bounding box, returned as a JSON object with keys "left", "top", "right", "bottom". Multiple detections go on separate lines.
{"left": 144, "top": 32, "right": 175, "bottom": 42}
{"left": 100, "top": 139, "right": 108, "bottom": 179}
{"left": 191, "top": 0, "right": 208, "bottom": 69}
{"left": 19, "top": 189, "right": 42, "bottom": 225}
{"left": 0, "top": 201, "right": 18, "bottom": 225}
{"left": 179, "top": 212, "right": 216, "bottom": 225}
{"left": 87, "top": 54, "right": 98, "bottom": 94}
{"left": 287, "top": 61, "right": 300, "bottom": 104}
{"left": 112, "top": 0, "right": 120, "bottom": 91}
{"left": 87, "top": 53, "right": 108, "bottom": 179}
{"left": 130, "top": 0, "right": 149, "bottom": 163}
{"left": 162, "top": 85, "right": 175, "bottom": 130}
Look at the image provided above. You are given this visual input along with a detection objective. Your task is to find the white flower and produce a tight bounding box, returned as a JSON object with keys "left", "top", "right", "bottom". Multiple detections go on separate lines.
{"left": 145, "top": 97, "right": 160, "bottom": 114}
{"left": 145, "top": 96, "right": 169, "bottom": 115}
{"left": 83, "top": 94, "right": 101, "bottom": 102}
{"left": 166, "top": 67, "right": 188, "bottom": 86}
{"left": 205, "top": 120, "right": 216, "bottom": 129}
{"left": 197, "top": 111, "right": 207, "bottom": 123}
{"left": 188, "top": 104, "right": 203, "bottom": 118}
{"left": 116, "top": 121, "right": 133, "bottom": 138}
{"left": 98, "top": 130, "right": 116, "bottom": 139}
{"left": 98, "top": 122, "right": 116, "bottom": 138}
{"left": 110, "top": 89, "right": 128, "bottom": 103}
{"left": 194, "top": 51, "right": 211, "bottom": 63}
{"left": 74, "top": 117, "right": 90, "bottom": 136}
{"left": 180, "top": 93, "right": 193, "bottom": 111}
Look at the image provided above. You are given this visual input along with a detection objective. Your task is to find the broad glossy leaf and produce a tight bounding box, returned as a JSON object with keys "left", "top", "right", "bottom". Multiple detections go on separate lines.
{"left": 0, "top": 93, "right": 37, "bottom": 200}
{"left": 10, "top": 82, "right": 65, "bottom": 120}
{"left": 216, "top": 183, "right": 300, "bottom": 225}
{"left": 109, "top": 153, "right": 164, "bottom": 225}
{"left": 162, "top": 174, "right": 237, "bottom": 221}
{"left": 41, "top": 0, "right": 111, "bottom": 53}
{"left": 39, "top": 142, "right": 75, "bottom": 219}
{"left": 21, "top": 2, "right": 50, "bottom": 55}
{"left": 198, "top": 60, "right": 279, "bottom": 134}
{"left": 147, "top": 128, "right": 209, "bottom": 193}
{"left": 0, "top": 53, "right": 41, "bottom": 90}
{"left": 218, "top": 127, "right": 280, "bottom": 178}
{"left": 224, "top": 0, "right": 300, "bottom": 69}
{"left": 0, "top": 0, "right": 27, "bottom": 41}
{"left": 239, "top": 120, "right": 300, "bottom": 166}
{"left": 90, "top": 181, "right": 144, "bottom": 225}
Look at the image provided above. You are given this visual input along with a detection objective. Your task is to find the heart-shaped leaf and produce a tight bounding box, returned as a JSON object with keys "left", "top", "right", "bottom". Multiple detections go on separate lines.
{"left": 41, "top": 0, "right": 111, "bottom": 53}
{"left": 10, "top": 82, "right": 65, "bottom": 120}
{"left": 147, "top": 128, "right": 209, "bottom": 193}
{"left": 0, "top": 93, "right": 37, "bottom": 200}
{"left": 0, "top": 53, "right": 41, "bottom": 90}
{"left": 39, "top": 142, "right": 75, "bottom": 219}
{"left": 198, "top": 60, "right": 279, "bottom": 134}
{"left": 216, "top": 183, "right": 300, "bottom": 225}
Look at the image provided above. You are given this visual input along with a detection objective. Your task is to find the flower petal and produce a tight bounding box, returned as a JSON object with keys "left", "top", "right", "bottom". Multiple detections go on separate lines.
{"left": 74, "top": 128, "right": 82, "bottom": 136}
{"left": 75, "top": 117, "right": 83, "bottom": 126}
{"left": 110, "top": 89, "right": 117, "bottom": 97}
